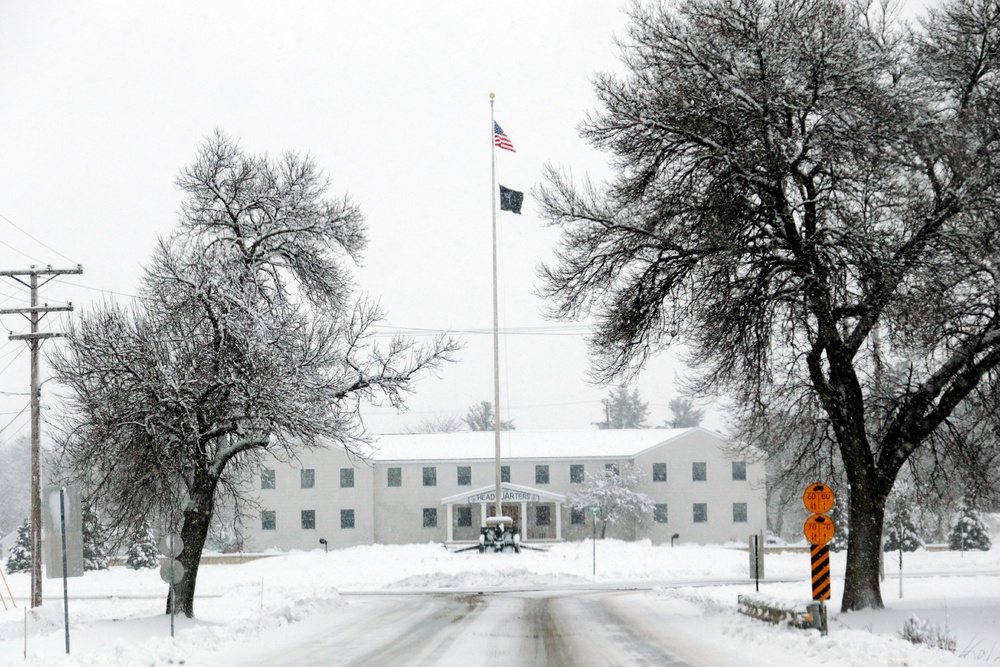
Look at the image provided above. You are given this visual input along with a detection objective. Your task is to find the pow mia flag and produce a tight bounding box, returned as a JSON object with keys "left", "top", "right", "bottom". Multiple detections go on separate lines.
{"left": 499, "top": 184, "right": 524, "bottom": 214}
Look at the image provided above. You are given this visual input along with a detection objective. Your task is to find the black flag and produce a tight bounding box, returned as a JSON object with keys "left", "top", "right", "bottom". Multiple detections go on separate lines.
{"left": 499, "top": 184, "right": 523, "bottom": 214}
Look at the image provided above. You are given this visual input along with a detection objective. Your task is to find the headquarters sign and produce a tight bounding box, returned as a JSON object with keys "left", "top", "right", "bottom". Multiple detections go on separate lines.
{"left": 467, "top": 487, "right": 540, "bottom": 504}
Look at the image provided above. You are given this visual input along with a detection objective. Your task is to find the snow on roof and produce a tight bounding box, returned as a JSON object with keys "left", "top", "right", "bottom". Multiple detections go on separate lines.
{"left": 364, "top": 428, "right": 710, "bottom": 462}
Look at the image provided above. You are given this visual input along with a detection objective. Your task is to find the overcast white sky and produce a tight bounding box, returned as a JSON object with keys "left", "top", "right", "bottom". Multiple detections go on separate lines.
{"left": 0, "top": 1, "right": 938, "bottom": 440}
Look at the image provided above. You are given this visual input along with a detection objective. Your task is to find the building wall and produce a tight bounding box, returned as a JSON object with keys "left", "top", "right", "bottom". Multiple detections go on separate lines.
{"left": 241, "top": 429, "right": 766, "bottom": 551}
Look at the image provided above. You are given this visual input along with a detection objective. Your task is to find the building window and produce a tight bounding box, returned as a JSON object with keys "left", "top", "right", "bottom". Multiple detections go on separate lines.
{"left": 733, "top": 503, "right": 748, "bottom": 523}
{"left": 457, "top": 466, "right": 472, "bottom": 486}
{"left": 571, "top": 507, "right": 585, "bottom": 525}
{"left": 340, "top": 468, "right": 355, "bottom": 488}
{"left": 423, "top": 508, "right": 438, "bottom": 528}
{"left": 388, "top": 467, "right": 402, "bottom": 487}
{"left": 261, "top": 510, "right": 276, "bottom": 530}
{"left": 654, "top": 504, "right": 669, "bottom": 524}
{"left": 341, "top": 509, "right": 355, "bottom": 529}
{"left": 692, "top": 462, "right": 707, "bottom": 481}
{"left": 261, "top": 469, "right": 275, "bottom": 490}
{"left": 570, "top": 464, "right": 585, "bottom": 484}
{"left": 501, "top": 465, "right": 510, "bottom": 483}
{"left": 535, "top": 465, "right": 549, "bottom": 485}
{"left": 605, "top": 463, "right": 619, "bottom": 476}
{"left": 423, "top": 467, "right": 437, "bottom": 487}
{"left": 301, "top": 469, "right": 315, "bottom": 489}
{"left": 693, "top": 503, "right": 708, "bottom": 523}
{"left": 732, "top": 461, "right": 747, "bottom": 481}
{"left": 456, "top": 506, "right": 472, "bottom": 528}
{"left": 536, "top": 505, "right": 551, "bottom": 526}
{"left": 653, "top": 462, "right": 667, "bottom": 482}
{"left": 301, "top": 510, "right": 316, "bottom": 530}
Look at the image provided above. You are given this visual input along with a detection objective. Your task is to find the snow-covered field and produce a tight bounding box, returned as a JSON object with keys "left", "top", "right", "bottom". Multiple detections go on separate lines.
{"left": 0, "top": 539, "right": 997, "bottom": 666}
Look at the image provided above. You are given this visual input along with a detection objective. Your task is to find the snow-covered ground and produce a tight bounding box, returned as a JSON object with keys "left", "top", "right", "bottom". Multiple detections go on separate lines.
{"left": 0, "top": 539, "right": 997, "bottom": 666}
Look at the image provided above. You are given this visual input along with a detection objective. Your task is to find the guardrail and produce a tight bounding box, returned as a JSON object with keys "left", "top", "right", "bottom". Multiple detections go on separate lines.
{"left": 737, "top": 594, "right": 828, "bottom": 635}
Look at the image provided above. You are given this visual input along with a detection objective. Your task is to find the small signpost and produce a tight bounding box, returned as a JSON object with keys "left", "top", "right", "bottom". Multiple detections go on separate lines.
{"left": 159, "top": 534, "right": 184, "bottom": 638}
{"left": 587, "top": 505, "right": 601, "bottom": 576}
{"left": 748, "top": 530, "right": 765, "bottom": 591}
{"left": 802, "top": 484, "right": 835, "bottom": 636}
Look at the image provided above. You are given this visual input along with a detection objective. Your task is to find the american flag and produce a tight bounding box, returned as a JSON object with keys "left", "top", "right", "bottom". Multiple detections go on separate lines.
{"left": 494, "top": 122, "right": 516, "bottom": 152}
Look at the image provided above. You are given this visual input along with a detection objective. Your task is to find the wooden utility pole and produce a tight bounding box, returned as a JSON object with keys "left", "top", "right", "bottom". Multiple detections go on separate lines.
{"left": 0, "top": 264, "right": 82, "bottom": 608}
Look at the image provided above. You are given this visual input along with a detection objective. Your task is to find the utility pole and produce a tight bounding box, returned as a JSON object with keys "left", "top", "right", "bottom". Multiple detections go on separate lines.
{"left": 0, "top": 264, "right": 82, "bottom": 608}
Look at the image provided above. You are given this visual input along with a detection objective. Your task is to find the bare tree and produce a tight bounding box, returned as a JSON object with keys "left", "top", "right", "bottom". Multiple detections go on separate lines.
{"left": 407, "top": 416, "right": 465, "bottom": 434}
{"left": 48, "top": 131, "right": 459, "bottom": 617}
{"left": 537, "top": 0, "right": 1000, "bottom": 611}
{"left": 0, "top": 435, "right": 31, "bottom": 536}
{"left": 463, "top": 400, "right": 515, "bottom": 431}
{"left": 566, "top": 463, "right": 654, "bottom": 539}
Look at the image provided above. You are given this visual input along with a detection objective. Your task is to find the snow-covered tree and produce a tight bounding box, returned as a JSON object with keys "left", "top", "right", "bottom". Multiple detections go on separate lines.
{"left": 536, "top": 0, "right": 1000, "bottom": 611}
{"left": 125, "top": 526, "right": 159, "bottom": 570}
{"left": 82, "top": 506, "right": 111, "bottom": 571}
{"left": 949, "top": 502, "right": 992, "bottom": 552}
{"left": 48, "top": 131, "right": 460, "bottom": 617}
{"left": 0, "top": 437, "right": 31, "bottom": 537}
{"left": 5, "top": 520, "right": 31, "bottom": 574}
{"left": 664, "top": 398, "right": 703, "bottom": 429}
{"left": 884, "top": 507, "right": 922, "bottom": 553}
{"left": 463, "top": 401, "right": 515, "bottom": 431}
{"left": 567, "top": 463, "right": 653, "bottom": 539}
{"left": 827, "top": 501, "right": 849, "bottom": 553}
{"left": 595, "top": 385, "right": 648, "bottom": 429}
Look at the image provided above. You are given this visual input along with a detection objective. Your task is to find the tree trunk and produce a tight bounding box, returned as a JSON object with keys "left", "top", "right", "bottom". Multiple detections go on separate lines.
{"left": 840, "top": 482, "right": 887, "bottom": 612}
{"left": 167, "top": 474, "right": 218, "bottom": 618}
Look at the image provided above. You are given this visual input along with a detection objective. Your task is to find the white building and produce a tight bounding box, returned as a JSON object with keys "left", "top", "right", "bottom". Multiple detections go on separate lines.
{"left": 241, "top": 427, "right": 765, "bottom": 551}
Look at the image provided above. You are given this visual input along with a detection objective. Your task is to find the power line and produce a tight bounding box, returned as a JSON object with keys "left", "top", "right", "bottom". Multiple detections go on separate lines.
{"left": 0, "top": 212, "right": 78, "bottom": 264}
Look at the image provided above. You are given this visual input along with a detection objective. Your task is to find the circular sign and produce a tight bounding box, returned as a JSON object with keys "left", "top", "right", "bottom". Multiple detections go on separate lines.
{"left": 159, "top": 559, "right": 185, "bottom": 585}
{"left": 803, "top": 514, "right": 836, "bottom": 546}
{"left": 160, "top": 533, "right": 184, "bottom": 558}
{"left": 803, "top": 484, "right": 835, "bottom": 514}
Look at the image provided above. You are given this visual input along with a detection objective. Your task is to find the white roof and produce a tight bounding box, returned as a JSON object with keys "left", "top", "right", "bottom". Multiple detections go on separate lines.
{"left": 365, "top": 428, "right": 712, "bottom": 462}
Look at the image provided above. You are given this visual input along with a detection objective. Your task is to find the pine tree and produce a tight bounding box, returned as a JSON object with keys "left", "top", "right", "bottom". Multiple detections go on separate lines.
{"left": 5, "top": 520, "right": 31, "bottom": 574}
{"left": 125, "top": 526, "right": 160, "bottom": 570}
{"left": 949, "top": 502, "right": 992, "bottom": 552}
{"left": 82, "top": 506, "right": 110, "bottom": 571}
{"left": 884, "top": 506, "right": 922, "bottom": 553}
{"left": 827, "top": 502, "right": 848, "bottom": 553}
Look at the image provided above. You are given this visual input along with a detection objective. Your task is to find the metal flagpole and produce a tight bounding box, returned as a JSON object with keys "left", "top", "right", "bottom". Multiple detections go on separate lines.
{"left": 489, "top": 92, "right": 502, "bottom": 523}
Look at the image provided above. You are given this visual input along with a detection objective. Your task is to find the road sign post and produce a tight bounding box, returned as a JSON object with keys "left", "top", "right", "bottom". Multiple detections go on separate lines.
{"left": 587, "top": 506, "right": 601, "bottom": 576}
{"left": 159, "top": 534, "right": 184, "bottom": 638}
{"left": 802, "top": 485, "right": 835, "bottom": 636}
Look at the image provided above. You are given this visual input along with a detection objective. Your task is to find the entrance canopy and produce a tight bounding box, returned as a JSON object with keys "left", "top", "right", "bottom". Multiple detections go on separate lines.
{"left": 440, "top": 482, "right": 566, "bottom": 506}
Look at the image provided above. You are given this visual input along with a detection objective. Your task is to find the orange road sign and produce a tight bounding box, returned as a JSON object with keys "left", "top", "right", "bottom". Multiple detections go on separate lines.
{"left": 811, "top": 544, "right": 831, "bottom": 600}
{"left": 803, "top": 484, "right": 835, "bottom": 514}
{"left": 804, "top": 514, "right": 836, "bottom": 546}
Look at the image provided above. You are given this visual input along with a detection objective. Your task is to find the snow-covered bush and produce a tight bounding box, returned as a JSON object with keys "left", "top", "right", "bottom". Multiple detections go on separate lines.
{"left": 5, "top": 520, "right": 31, "bottom": 574}
{"left": 949, "top": 503, "right": 992, "bottom": 552}
{"left": 899, "top": 614, "right": 956, "bottom": 652}
{"left": 125, "top": 526, "right": 159, "bottom": 570}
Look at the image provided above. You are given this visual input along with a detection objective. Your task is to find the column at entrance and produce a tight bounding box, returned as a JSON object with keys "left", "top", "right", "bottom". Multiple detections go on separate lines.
{"left": 555, "top": 502, "right": 562, "bottom": 540}
{"left": 447, "top": 504, "right": 454, "bottom": 542}
{"left": 520, "top": 501, "right": 528, "bottom": 541}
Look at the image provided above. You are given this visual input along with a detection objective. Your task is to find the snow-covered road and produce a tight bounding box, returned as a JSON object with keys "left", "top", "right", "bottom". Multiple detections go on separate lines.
{"left": 210, "top": 589, "right": 777, "bottom": 667}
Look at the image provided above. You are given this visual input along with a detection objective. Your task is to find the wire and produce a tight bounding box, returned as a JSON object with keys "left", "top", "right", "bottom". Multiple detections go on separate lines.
{"left": 0, "top": 211, "right": 79, "bottom": 264}
{"left": 0, "top": 402, "right": 29, "bottom": 439}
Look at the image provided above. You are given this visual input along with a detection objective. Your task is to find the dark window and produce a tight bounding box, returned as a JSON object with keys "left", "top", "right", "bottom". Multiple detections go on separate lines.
{"left": 535, "top": 465, "right": 549, "bottom": 485}
{"left": 693, "top": 503, "right": 708, "bottom": 523}
{"left": 423, "top": 467, "right": 437, "bottom": 487}
{"left": 457, "top": 466, "right": 472, "bottom": 486}
{"left": 340, "top": 468, "right": 355, "bottom": 488}
{"left": 605, "top": 463, "right": 619, "bottom": 476}
{"left": 456, "top": 506, "right": 472, "bottom": 528}
{"left": 571, "top": 507, "right": 585, "bottom": 525}
{"left": 300, "top": 469, "right": 315, "bottom": 489}
{"left": 341, "top": 509, "right": 355, "bottom": 529}
{"left": 732, "top": 461, "right": 747, "bottom": 481}
{"left": 654, "top": 504, "right": 669, "bottom": 523}
{"left": 570, "top": 464, "right": 584, "bottom": 484}
{"left": 536, "top": 505, "right": 551, "bottom": 526}
{"left": 692, "top": 462, "right": 707, "bottom": 481}
{"left": 261, "top": 469, "right": 275, "bottom": 490}
{"left": 733, "top": 503, "right": 748, "bottom": 523}
{"left": 261, "top": 510, "right": 276, "bottom": 530}
{"left": 653, "top": 462, "right": 667, "bottom": 482}
{"left": 501, "top": 465, "right": 510, "bottom": 483}
{"left": 387, "top": 467, "right": 402, "bottom": 487}
{"left": 423, "top": 508, "right": 438, "bottom": 528}
{"left": 301, "top": 510, "right": 316, "bottom": 530}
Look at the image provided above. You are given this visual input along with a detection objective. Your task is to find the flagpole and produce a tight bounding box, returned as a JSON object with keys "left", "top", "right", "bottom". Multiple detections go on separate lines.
{"left": 489, "top": 93, "right": 502, "bottom": 524}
